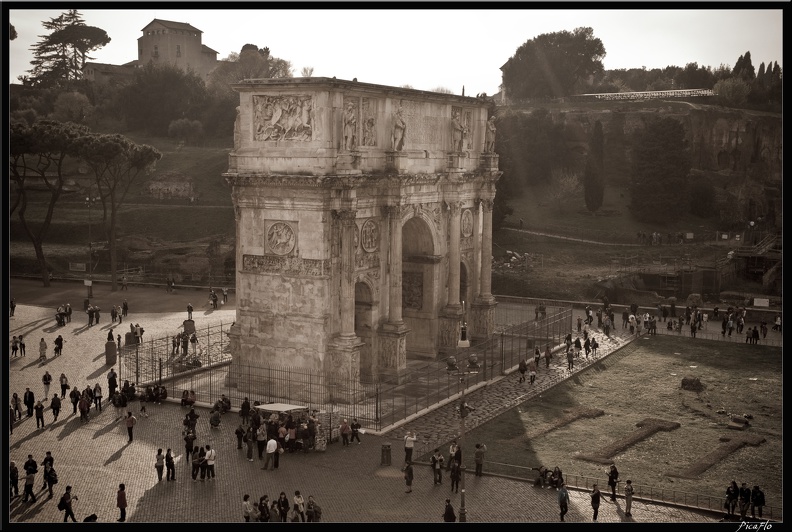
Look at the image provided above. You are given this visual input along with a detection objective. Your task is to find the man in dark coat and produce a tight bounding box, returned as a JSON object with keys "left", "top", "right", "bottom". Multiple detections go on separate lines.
{"left": 23, "top": 388, "right": 35, "bottom": 417}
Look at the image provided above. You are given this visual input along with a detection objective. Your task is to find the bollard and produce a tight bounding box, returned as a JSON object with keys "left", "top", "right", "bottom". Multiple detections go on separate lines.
{"left": 381, "top": 442, "right": 391, "bottom": 466}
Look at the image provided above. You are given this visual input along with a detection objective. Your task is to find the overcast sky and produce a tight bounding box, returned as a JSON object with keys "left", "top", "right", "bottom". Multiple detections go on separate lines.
{"left": 7, "top": 7, "right": 784, "bottom": 95}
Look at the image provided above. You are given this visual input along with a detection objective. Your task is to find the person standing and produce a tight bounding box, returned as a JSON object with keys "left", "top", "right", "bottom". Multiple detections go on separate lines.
{"left": 276, "top": 492, "right": 290, "bottom": 522}
{"left": 339, "top": 418, "right": 351, "bottom": 446}
{"left": 751, "top": 485, "right": 765, "bottom": 519}
{"left": 60, "top": 486, "right": 77, "bottom": 521}
{"left": 306, "top": 495, "right": 321, "bottom": 522}
{"left": 607, "top": 464, "right": 620, "bottom": 501}
{"left": 403, "top": 461, "right": 414, "bottom": 493}
{"left": 197, "top": 446, "right": 208, "bottom": 481}
{"left": 93, "top": 383, "right": 103, "bottom": 412}
{"left": 558, "top": 481, "right": 570, "bottom": 521}
{"left": 591, "top": 484, "right": 601, "bottom": 521}
{"left": 165, "top": 448, "right": 176, "bottom": 481}
{"left": 293, "top": 491, "right": 306, "bottom": 522}
{"left": 239, "top": 397, "right": 251, "bottom": 426}
{"left": 187, "top": 303, "right": 193, "bottom": 320}
{"left": 124, "top": 411, "right": 137, "bottom": 443}
{"left": 474, "top": 443, "right": 487, "bottom": 476}
{"left": 262, "top": 436, "right": 277, "bottom": 470}
{"left": 447, "top": 440, "right": 459, "bottom": 471}
{"left": 38, "top": 338, "right": 47, "bottom": 360}
{"left": 431, "top": 448, "right": 444, "bottom": 485}
{"left": 739, "top": 482, "right": 752, "bottom": 519}
{"left": 122, "top": 299, "right": 128, "bottom": 317}
{"left": 43, "top": 464, "right": 57, "bottom": 498}
{"left": 443, "top": 498, "right": 457, "bottom": 522}
{"left": 528, "top": 356, "right": 537, "bottom": 385}
{"left": 23, "top": 387, "right": 35, "bottom": 417}
{"left": 350, "top": 418, "right": 362, "bottom": 444}
{"left": 121, "top": 275, "right": 128, "bottom": 290}
{"left": 517, "top": 357, "right": 527, "bottom": 383}
{"left": 11, "top": 336, "right": 19, "bottom": 357}
{"left": 450, "top": 460, "right": 461, "bottom": 494}
{"left": 43, "top": 371, "right": 55, "bottom": 398}
{"left": 242, "top": 494, "right": 255, "bottom": 522}
{"left": 256, "top": 424, "right": 268, "bottom": 460}
{"left": 18, "top": 334, "right": 26, "bottom": 356}
{"left": 154, "top": 449, "right": 165, "bottom": 482}
{"left": 404, "top": 430, "right": 418, "bottom": 463}
{"left": 726, "top": 480, "right": 739, "bottom": 517}
{"left": 107, "top": 368, "right": 118, "bottom": 397}
{"left": 591, "top": 337, "right": 599, "bottom": 357}
{"left": 624, "top": 479, "right": 634, "bottom": 516}
{"left": 10, "top": 298, "right": 16, "bottom": 317}
{"left": 235, "top": 423, "right": 246, "bottom": 449}
{"left": 545, "top": 344, "right": 552, "bottom": 368}
{"left": 34, "top": 400, "right": 46, "bottom": 429}
{"left": 222, "top": 287, "right": 228, "bottom": 304}
{"left": 116, "top": 483, "right": 127, "bottom": 522}
{"left": 69, "top": 387, "right": 81, "bottom": 415}
{"left": 10, "top": 461, "right": 20, "bottom": 499}
{"left": 205, "top": 444, "right": 217, "bottom": 480}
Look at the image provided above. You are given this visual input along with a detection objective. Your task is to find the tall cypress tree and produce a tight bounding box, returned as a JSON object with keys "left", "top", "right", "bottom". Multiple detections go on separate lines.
{"left": 583, "top": 120, "right": 605, "bottom": 214}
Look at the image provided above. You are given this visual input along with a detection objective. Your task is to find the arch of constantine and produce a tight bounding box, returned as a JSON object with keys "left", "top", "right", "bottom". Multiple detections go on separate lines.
{"left": 223, "top": 77, "right": 500, "bottom": 397}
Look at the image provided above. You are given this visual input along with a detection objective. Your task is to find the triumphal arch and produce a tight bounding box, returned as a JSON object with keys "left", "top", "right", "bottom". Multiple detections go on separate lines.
{"left": 223, "top": 77, "right": 500, "bottom": 394}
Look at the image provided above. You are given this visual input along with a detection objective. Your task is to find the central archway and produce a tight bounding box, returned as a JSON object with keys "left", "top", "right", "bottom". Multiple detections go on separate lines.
{"left": 402, "top": 215, "right": 439, "bottom": 357}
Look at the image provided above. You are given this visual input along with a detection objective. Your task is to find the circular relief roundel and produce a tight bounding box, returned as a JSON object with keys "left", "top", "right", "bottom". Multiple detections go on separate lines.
{"left": 267, "top": 222, "right": 296, "bottom": 255}
{"left": 461, "top": 209, "right": 473, "bottom": 237}
{"left": 361, "top": 219, "right": 379, "bottom": 252}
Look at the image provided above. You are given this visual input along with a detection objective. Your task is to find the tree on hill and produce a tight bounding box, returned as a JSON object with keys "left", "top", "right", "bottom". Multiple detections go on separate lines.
{"left": 547, "top": 168, "right": 582, "bottom": 213}
{"left": 120, "top": 62, "right": 208, "bottom": 136}
{"left": 713, "top": 77, "right": 750, "bottom": 107}
{"left": 673, "top": 62, "right": 714, "bottom": 89}
{"left": 10, "top": 120, "right": 91, "bottom": 286}
{"left": 732, "top": 51, "right": 756, "bottom": 81}
{"left": 629, "top": 117, "right": 691, "bottom": 223}
{"left": 25, "top": 9, "right": 110, "bottom": 88}
{"left": 583, "top": 120, "right": 604, "bottom": 214}
{"left": 501, "top": 27, "right": 605, "bottom": 100}
{"left": 75, "top": 134, "right": 161, "bottom": 291}
{"left": 208, "top": 45, "right": 292, "bottom": 103}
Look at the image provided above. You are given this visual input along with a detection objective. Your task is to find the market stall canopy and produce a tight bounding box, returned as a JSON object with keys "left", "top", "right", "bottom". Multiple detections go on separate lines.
{"left": 253, "top": 403, "right": 308, "bottom": 415}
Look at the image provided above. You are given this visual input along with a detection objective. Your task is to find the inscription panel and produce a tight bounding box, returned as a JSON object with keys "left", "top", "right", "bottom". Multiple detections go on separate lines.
{"left": 399, "top": 100, "right": 441, "bottom": 145}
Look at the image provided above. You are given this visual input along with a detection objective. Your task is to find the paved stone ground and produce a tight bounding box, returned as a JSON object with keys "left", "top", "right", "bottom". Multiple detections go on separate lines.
{"left": 7, "top": 279, "right": 728, "bottom": 523}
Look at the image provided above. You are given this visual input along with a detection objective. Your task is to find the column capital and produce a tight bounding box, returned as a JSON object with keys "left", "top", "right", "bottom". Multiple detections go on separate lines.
{"left": 480, "top": 199, "right": 494, "bottom": 212}
{"left": 333, "top": 209, "right": 357, "bottom": 222}
{"left": 445, "top": 200, "right": 464, "bottom": 214}
{"left": 385, "top": 205, "right": 403, "bottom": 217}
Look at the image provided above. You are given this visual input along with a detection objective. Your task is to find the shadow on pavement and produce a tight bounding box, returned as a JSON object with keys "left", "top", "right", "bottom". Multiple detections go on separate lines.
{"left": 104, "top": 441, "right": 132, "bottom": 467}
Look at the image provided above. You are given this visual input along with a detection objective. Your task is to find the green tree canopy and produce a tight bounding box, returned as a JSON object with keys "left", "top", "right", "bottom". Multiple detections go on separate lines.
{"left": 629, "top": 117, "right": 691, "bottom": 223}
{"left": 501, "top": 27, "right": 605, "bottom": 100}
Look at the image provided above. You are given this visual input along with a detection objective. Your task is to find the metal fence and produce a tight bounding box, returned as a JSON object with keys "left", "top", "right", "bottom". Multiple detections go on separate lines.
{"left": 116, "top": 300, "right": 572, "bottom": 432}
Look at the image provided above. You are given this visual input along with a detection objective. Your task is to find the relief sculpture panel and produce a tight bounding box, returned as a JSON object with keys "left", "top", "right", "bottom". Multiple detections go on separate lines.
{"left": 253, "top": 95, "right": 313, "bottom": 141}
{"left": 266, "top": 222, "right": 297, "bottom": 255}
{"left": 243, "top": 255, "right": 330, "bottom": 277}
{"left": 403, "top": 271, "right": 423, "bottom": 310}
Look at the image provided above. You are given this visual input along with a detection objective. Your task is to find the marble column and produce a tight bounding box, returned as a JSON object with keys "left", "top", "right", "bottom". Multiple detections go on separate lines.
{"left": 440, "top": 201, "right": 464, "bottom": 354}
{"left": 339, "top": 209, "right": 357, "bottom": 337}
{"left": 472, "top": 198, "right": 497, "bottom": 342}
{"left": 387, "top": 205, "right": 404, "bottom": 325}
{"left": 381, "top": 204, "right": 410, "bottom": 382}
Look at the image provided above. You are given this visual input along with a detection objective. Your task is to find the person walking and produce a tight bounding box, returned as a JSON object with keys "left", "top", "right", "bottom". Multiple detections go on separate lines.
{"left": 34, "top": 400, "right": 46, "bottom": 429}
{"left": 403, "top": 461, "right": 414, "bottom": 493}
{"left": 116, "top": 483, "right": 127, "bottom": 522}
{"left": 350, "top": 418, "right": 362, "bottom": 444}
{"left": 165, "top": 449, "right": 176, "bottom": 481}
{"left": 38, "top": 338, "right": 47, "bottom": 361}
{"left": 24, "top": 387, "right": 35, "bottom": 417}
{"left": 187, "top": 303, "right": 193, "bottom": 320}
{"left": 474, "top": 443, "right": 487, "bottom": 476}
{"left": 591, "top": 484, "right": 601, "bottom": 521}
{"left": 545, "top": 344, "right": 552, "bottom": 368}
{"left": 124, "top": 411, "right": 137, "bottom": 443}
{"left": 18, "top": 334, "right": 26, "bottom": 356}
{"left": 443, "top": 498, "right": 457, "bottom": 522}
{"left": 59, "top": 373, "right": 69, "bottom": 398}
{"left": 624, "top": 479, "right": 634, "bottom": 516}
{"left": 50, "top": 393, "right": 62, "bottom": 422}
{"left": 528, "top": 356, "right": 537, "bottom": 385}
{"left": 558, "top": 481, "right": 570, "bottom": 521}
{"left": 69, "top": 387, "right": 81, "bottom": 415}
{"left": 404, "top": 430, "right": 418, "bottom": 463}
{"left": 10, "top": 461, "right": 20, "bottom": 499}
{"left": 205, "top": 444, "right": 217, "bottom": 480}
{"left": 59, "top": 486, "right": 78, "bottom": 521}
{"left": 154, "top": 449, "right": 165, "bottom": 482}
{"left": 607, "top": 464, "right": 620, "bottom": 501}
{"left": 567, "top": 348, "right": 574, "bottom": 372}
{"left": 517, "top": 357, "right": 527, "bottom": 383}
{"left": 197, "top": 446, "right": 208, "bottom": 481}
{"left": 11, "top": 336, "right": 19, "bottom": 358}
{"left": 431, "top": 448, "right": 444, "bottom": 485}
{"left": 339, "top": 418, "right": 351, "bottom": 446}
{"left": 23, "top": 467, "right": 37, "bottom": 503}
{"left": 11, "top": 393, "right": 23, "bottom": 421}
{"left": 190, "top": 446, "right": 202, "bottom": 481}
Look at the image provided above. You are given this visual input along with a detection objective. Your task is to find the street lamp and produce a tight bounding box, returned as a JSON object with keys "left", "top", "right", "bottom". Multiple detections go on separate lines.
{"left": 446, "top": 352, "right": 480, "bottom": 522}
{"left": 748, "top": 220, "right": 755, "bottom": 246}
{"left": 85, "top": 194, "right": 100, "bottom": 297}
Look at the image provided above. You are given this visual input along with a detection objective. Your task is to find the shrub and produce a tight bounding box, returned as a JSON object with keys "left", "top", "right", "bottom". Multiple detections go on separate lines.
{"left": 168, "top": 118, "right": 204, "bottom": 145}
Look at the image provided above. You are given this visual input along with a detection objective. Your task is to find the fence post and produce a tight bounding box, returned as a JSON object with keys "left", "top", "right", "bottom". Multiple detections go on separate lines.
{"left": 158, "top": 358, "right": 162, "bottom": 386}
{"left": 500, "top": 331, "right": 505, "bottom": 376}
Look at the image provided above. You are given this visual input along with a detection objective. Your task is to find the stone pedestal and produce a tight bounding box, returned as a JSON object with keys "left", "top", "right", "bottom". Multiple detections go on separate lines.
{"left": 326, "top": 334, "right": 366, "bottom": 403}
{"left": 105, "top": 341, "right": 117, "bottom": 366}
{"left": 385, "top": 151, "right": 409, "bottom": 174}
{"left": 439, "top": 305, "right": 464, "bottom": 356}
{"left": 447, "top": 151, "right": 467, "bottom": 169}
{"left": 336, "top": 151, "right": 362, "bottom": 174}
{"left": 471, "top": 296, "right": 497, "bottom": 343}
{"left": 227, "top": 322, "right": 243, "bottom": 387}
{"left": 480, "top": 153, "right": 499, "bottom": 171}
{"left": 379, "top": 322, "right": 410, "bottom": 384}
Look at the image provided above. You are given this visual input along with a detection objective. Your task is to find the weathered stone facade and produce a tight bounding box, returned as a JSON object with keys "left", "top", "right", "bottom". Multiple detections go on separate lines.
{"left": 223, "top": 78, "right": 501, "bottom": 393}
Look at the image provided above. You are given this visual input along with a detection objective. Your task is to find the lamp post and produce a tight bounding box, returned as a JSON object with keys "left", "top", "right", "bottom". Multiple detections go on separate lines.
{"left": 748, "top": 220, "right": 755, "bottom": 246}
{"left": 446, "top": 351, "right": 480, "bottom": 522}
{"left": 85, "top": 194, "right": 100, "bottom": 297}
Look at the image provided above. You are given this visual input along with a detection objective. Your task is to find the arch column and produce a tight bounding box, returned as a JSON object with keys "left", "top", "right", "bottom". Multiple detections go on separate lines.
{"left": 380, "top": 204, "right": 410, "bottom": 381}
{"left": 440, "top": 201, "right": 464, "bottom": 354}
{"left": 472, "top": 198, "right": 497, "bottom": 342}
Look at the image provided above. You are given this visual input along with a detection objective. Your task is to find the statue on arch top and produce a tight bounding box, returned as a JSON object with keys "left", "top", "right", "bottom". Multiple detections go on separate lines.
{"left": 484, "top": 116, "right": 497, "bottom": 153}
{"left": 451, "top": 111, "right": 467, "bottom": 152}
